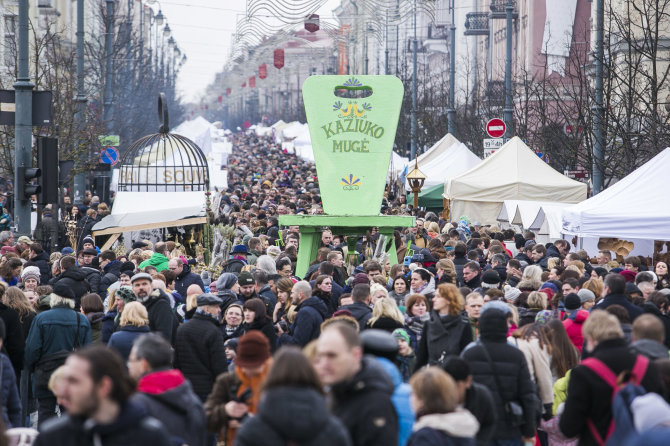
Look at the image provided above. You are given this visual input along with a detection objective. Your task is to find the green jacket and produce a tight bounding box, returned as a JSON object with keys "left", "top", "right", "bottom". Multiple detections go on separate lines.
{"left": 139, "top": 252, "right": 170, "bottom": 272}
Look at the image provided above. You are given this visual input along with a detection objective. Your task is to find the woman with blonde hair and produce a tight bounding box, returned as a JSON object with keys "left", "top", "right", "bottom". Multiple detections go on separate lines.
{"left": 408, "top": 367, "right": 479, "bottom": 445}
{"left": 518, "top": 291, "right": 548, "bottom": 327}
{"left": 415, "top": 283, "right": 473, "bottom": 369}
{"left": 369, "top": 282, "right": 389, "bottom": 305}
{"left": 3, "top": 286, "right": 36, "bottom": 340}
{"left": 436, "top": 259, "right": 456, "bottom": 285}
{"left": 107, "top": 301, "right": 150, "bottom": 362}
{"left": 368, "top": 298, "right": 405, "bottom": 332}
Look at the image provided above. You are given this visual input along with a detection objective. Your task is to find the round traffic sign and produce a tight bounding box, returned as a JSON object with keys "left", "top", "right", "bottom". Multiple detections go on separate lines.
{"left": 486, "top": 118, "right": 506, "bottom": 138}
{"left": 99, "top": 146, "right": 119, "bottom": 165}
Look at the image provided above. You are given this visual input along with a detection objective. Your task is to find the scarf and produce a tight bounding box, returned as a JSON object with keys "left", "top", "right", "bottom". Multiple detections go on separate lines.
{"left": 226, "top": 358, "right": 272, "bottom": 445}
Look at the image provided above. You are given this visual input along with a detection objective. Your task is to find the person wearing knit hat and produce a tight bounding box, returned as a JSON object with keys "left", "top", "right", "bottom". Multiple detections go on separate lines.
{"left": 504, "top": 284, "right": 521, "bottom": 303}
{"left": 619, "top": 269, "right": 637, "bottom": 283}
{"left": 207, "top": 330, "right": 272, "bottom": 445}
{"left": 21, "top": 266, "right": 41, "bottom": 291}
{"left": 352, "top": 272, "right": 369, "bottom": 286}
{"left": 562, "top": 293, "right": 589, "bottom": 352}
{"left": 534, "top": 310, "right": 553, "bottom": 325}
{"left": 577, "top": 289, "right": 596, "bottom": 310}
{"left": 481, "top": 270, "right": 501, "bottom": 289}
{"left": 266, "top": 245, "right": 281, "bottom": 260}
{"left": 563, "top": 293, "right": 581, "bottom": 313}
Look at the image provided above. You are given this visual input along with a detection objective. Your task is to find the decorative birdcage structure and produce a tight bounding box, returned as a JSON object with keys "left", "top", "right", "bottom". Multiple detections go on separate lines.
{"left": 117, "top": 94, "right": 209, "bottom": 192}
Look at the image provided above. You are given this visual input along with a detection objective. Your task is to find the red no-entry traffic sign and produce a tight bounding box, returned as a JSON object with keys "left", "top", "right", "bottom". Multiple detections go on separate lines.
{"left": 486, "top": 118, "right": 506, "bottom": 138}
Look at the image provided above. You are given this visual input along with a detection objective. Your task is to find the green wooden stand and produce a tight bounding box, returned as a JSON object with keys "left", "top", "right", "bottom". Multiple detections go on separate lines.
{"left": 278, "top": 214, "right": 415, "bottom": 279}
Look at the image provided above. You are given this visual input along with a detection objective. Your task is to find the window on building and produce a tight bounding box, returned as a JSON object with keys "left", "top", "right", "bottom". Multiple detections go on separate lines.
{"left": 4, "top": 14, "right": 16, "bottom": 67}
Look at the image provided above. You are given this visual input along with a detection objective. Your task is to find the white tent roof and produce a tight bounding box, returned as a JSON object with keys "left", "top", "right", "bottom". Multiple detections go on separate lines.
{"left": 444, "top": 137, "right": 587, "bottom": 223}
{"left": 414, "top": 133, "right": 459, "bottom": 166}
{"left": 293, "top": 129, "right": 315, "bottom": 162}
{"left": 282, "top": 122, "right": 308, "bottom": 140}
{"left": 530, "top": 203, "right": 572, "bottom": 240}
{"left": 417, "top": 142, "right": 481, "bottom": 189}
{"left": 562, "top": 148, "right": 670, "bottom": 240}
{"left": 389, "top": 151, "right": 409, "bottom": 175}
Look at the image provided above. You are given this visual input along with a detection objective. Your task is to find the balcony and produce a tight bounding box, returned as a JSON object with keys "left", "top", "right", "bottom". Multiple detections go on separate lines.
{"left": 464, "top": 12, "right": 489, "bottom": 36}
{"left": 490, "top": 0, "right": 518, "bottom": 19}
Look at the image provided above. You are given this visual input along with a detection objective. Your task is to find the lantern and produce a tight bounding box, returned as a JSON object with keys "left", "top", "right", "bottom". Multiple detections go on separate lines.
{"left": 242, "top": 82, "right": 246, "bottom": 88}
{"left": 305, "top": 14, "right": 320, "bottom": 32}
{"left": 249, "top": 76, "right": 256, "bottom": 88}
{"left": 274, "top": 48, "right": 284, "bottom": 69}
{"left": 226, "top": 88, "right": 231, "bottom": 95}
{"left": 406, "top": 157, "right": 427, "bottom": 209}
{"left": 217, "top": 95, "right": 222, "bottom": 103}
{"left": 258, "top": 63, "right": 267, "bottom": 79}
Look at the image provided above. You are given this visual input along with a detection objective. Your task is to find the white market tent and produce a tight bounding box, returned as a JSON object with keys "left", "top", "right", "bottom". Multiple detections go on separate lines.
{"left": 293, "top": 128, "right": 315, "bottom": 163}
{"left": 390, "top": 151, "right": 409, "bottom": 176}
{"left": 418, "top": 142, "right": 481, "bottom": 189}
{"left": 444, "top": 137, "right": 587, "bottom": 224}
{"left": 282, "top": 122, "right": 308, "bottom": 141}
{"left": 562, "top": 148, "right": 670, "bottom": 241}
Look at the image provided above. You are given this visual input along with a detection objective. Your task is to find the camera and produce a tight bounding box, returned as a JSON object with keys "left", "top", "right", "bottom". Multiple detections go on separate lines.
{"left": 275, "top": 320, "right": 288, "bottom": 333}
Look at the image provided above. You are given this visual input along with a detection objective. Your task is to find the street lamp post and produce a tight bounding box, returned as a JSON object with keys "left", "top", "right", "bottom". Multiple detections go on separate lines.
{"left": 592, "top": 0, "right": 605, "bottom": 194}
{"left": 503, "top": 0, "right": 514, "bottom": 138}
{"left": 406, "top": 157, "right": 426, "bottom": 209}
{"left": 13, "top": 0, "right": 34, "bottom": 235}
{"left": 447, "top": 0, "right": 456, "bottom": 135}
{"left": 410, "top": 0, "right": 418, "bottom": 160}
{"left": 73, "top": 0, "right": 87, "bottom": 204}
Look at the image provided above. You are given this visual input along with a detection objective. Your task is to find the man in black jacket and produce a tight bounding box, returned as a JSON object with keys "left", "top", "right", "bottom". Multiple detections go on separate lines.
{"left": 50, "top": 255, "right": 90, "bottom": 309}
{"left": 174, "top": 293, "right": 228, "bottom": 402}
{"left": 33, "top": 205, "right": 60, "bottom": 253}
{"left": 28, "top": 243, "right": 51, "bottom": 284}
{"left": 34, "top": 346, "right": 172, "bottom": 446}
{"left": 463, "top": 262, "right": 482, "bottom": 290}
{"left": 559, "top": 310, "right": 663, "bottom": 445}
{"left": 462, "top": 306, "right": 537, "bottom": 445}
{"left": 79, "top": 248, "right": 102, "bottom": 296}
{"left": 315, "top": 323, "right": 398, "bottom": 446}
{"left": 99, "top": 250, "right": 122, "bottom": 297}
{"left": 594, "top": 273, "right": 643, "bottom": 321}
{"left": 169, "top": 258, "right": 205, "bottom": 297}
{"left": 132, "top": 273, "right": 177, "bottom": 344}
{"left": 277, "top": 281, "right": 328, "bottom": 347}
{"left": 340, "top": 283, "right": 373, "bottom": 330}
{"left": 130, "top": 333, "right": 207, "bottom": 446}
{"left": 444, "top": 356, "right": 497, "bottom": 446}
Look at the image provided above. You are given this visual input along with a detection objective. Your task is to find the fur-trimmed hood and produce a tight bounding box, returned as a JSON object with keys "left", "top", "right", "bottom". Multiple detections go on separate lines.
{"left": 413, "top": 409, "right": 479, "bottom": 438}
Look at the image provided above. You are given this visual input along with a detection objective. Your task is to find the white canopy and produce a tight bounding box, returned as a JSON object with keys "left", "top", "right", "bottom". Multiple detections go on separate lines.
{"left": 445, "top": 137, "right": 587, "bottom": 224}
{"left": 293, "top": 128, "right": 315, "bottom": 163}
{"left": 390, "top": 151, "right": 409, "bottom": 175}
{"left": 418, "top": 142, "right": 481, "bottom": 189}
{"left": 414, "top": 133, "right": 459, "bottom": 166}
{"left": 562, "top": 148, "right": 670, "bottom": 240}
{"left": 282, "top": 122, "right": 308, "bottom": 140}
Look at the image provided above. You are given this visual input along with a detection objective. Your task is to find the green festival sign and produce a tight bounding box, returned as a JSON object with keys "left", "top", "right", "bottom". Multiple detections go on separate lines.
{"left": 302, "top": 75, "right": 404, "bottom": 215}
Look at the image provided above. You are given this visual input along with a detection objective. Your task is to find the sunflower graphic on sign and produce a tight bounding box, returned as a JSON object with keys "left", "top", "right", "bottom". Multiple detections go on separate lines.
{"left": 340, "top": 174, "right": 361, "bottom": 191}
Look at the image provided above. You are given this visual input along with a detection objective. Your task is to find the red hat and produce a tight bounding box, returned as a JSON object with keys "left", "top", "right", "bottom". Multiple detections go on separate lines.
{"left": 235, "top": 331, "right": 270, "bottom": 368}
{"left": 353, "top": 273, "right": 369, "bottom": 286}
{"left": 619, "top": 270, "right": 637, "bottom": 283}
{"left": 540, "top": 287, "right": 555, "bottom": 302}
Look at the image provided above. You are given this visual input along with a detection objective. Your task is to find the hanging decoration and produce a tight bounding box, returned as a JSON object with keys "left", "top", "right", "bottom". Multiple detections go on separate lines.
{"left": 226, "top": 88, "right": 231, "bottom": 95}
{"left": 249, "top": 76, "right": 256, "bottom": 88}
{"left": 305, "top": 14, "right": 320, "bottom": 32}
{"left": 274, "top": 48, "right": 285, "bottom": 69}
{"left": 258, "top": 64, "right": 267, "bottom": 79}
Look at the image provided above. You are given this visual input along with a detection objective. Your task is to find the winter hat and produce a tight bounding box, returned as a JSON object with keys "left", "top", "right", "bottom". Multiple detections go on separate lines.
{"left": 131, "top": 272, "right": 153, "bottom": 284}
{"left": 481, "top": 300, "right": 512, "bottom": 317}
{"left": 197, "top": 293, "right": 222, "bottom": 307}
{"left": 478, "top": 308, "right": 509, "bottom": 341}
{"left": 540, "top": 282, "right": 559, "bottom": 294}
{"left": 540, "top": 287, "right": 556, "bottom": 302}
{"left": 231, "top": 245, "right": 248, "bottom": 254}
{"left": 392, "top": 328, "right": 410, "bottom": 344}
{"left": 626, "top": 282, "right": 642, "bottom": 296}
{"left": 21, "top": 266, "right": 41, "bottom": 283}
{"left": 200, "top": 271, "right": 212, "bottom": 287}
{"left": 619, "top": 270, "right": 637, "bottom": 283}
{"left": 266, "top": 246, "right": 281, "bottom": 260}
{"left": 61, "top": 247, "right": 74, "bottom": 255}
{"left": 332, "top": 309, "right": 353, "bottom": 318}
{"left": 353, "top": 273, "right": 370, "bottom": 286}
{"left": 503, "top": 285, "right": 521, "bottom": 303}
{"left": 632, "top": 393, "right": 670, "bottom": 432}
{"left": 534, "top": 310, "right": 553, "bottom": 325}
{"left": 577, "top": 288, "right": 596, "bottom": 304}
{"left": 115, "top": 286, "right": 136, "bottom": 304}
{"left": 564, "top": 293, "right": 581, "bottom": 311}
{"left": 120, "top": 261, "right": 136, "bottom": 275}
{"left": 82, "top": 236, "right": 95, "bottom": 246}
{"left": 235, "top": 330, "right": 271, "bottom": 368}
{"left": 224, "top": 338, "right": 238, "bottom": 352}
{"left": 592, "top": 267, "right": 608, "bottom": 278}
{"left": 52, "top": 283, "right": 75, "bottom": 301}
{"left": 238, "top": 271, "right": 254, "bottom": 287}
{"left": 216, "top": 272, "right": 238, "bottom": 291}
{"left": 481, "top": 270, "right": 501, "bottom": 289}
{"left": 524, "top": 240, "right": 536, "bottom": 248}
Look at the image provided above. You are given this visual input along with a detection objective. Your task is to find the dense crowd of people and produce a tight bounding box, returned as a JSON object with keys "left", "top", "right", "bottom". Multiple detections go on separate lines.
{"left": 0, "top": 132, "right": 667, "bottom": 446}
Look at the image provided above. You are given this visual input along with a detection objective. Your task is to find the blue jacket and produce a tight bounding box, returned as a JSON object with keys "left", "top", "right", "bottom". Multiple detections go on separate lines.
{"left": 174, "top": 264, "right": 205, "bottom": 298}
{"left": 0, "top": 354, "right": 21, "bottom": 427}
{"left": 279, "top": 296, "right": 328, "bottom": 347}
{"left": 101, "top": 309, "right": 118, "bottom": 344}
{"left": 375, "top": 357, "right": 414, "bottom": 446}
{"left": 595, "top": 293, "right": 643, "bottom": 322}
{"left": 108, "top": 325, "right": 151, "bottom": 362}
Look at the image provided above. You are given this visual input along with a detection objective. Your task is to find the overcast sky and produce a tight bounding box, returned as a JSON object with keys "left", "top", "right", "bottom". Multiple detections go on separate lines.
{"left": 157, "top": 0, "right": 341, "bottom": 103}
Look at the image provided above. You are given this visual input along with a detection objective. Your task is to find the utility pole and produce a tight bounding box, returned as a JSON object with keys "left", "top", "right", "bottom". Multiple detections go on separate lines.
{"left": 503, "top": 0, "right": 514, "bottom": 138}
{"left": 101, "top": 0, "right": 115, "bottom": 203}
{"left": 384, "top": 10, "right": 389, "bottom": 74}
{"left": 13, "top": 0, "right": 34, "bottom": 236}
{"left": 73, "top": 0, "right": 87, "bottom": 205}
{"left": 410, "top": 0, "right": 418, "bottom": 160}
{"left": 447, "top": 0, "right": 456, "bottom": 135}
{"left": 592, "top": 0, "right": 605, "bottom": 194}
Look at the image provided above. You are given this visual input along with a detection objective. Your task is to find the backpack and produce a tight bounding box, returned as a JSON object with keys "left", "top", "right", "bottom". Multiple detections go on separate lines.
{"left": 581, "top": 354, "right": 649, "bottom": 446}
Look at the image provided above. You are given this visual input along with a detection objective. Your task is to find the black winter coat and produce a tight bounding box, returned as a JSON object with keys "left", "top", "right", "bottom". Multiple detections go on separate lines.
{"left": 107, "top": 325, "right": 151, "bottom": 362}
{"left": 134, "top": 370, "right": 207, "bottom": 446}
{"left": 142, "top": 289, "right": 178, "bottom": 344}
{"left": 50, "top": 267, "right": 90, "bottom": 309}
{"left": 0, "top": 304, "right": 25, "bottom": 381}
{"left": 559, "top": 338, "right": 663, "bottom": 446}
{"left": 462, "top": 315, "right": 537, "bottom": 440}
{"left": 279, "top": 296, "right": 328, "bottom": 347}
{"left": 594, "top": 293, "right": 643, "bottom": 322}
{"left": 101, "top": 309, "right": 118, "bottom": 344}
{"left": 33, "top": 400, "right": 172, "bottom": 446}
{"left": 80, "top": 266, "right": 102, "bottom": 296}
{"left": 416, "top": 311, "right": 472, "bottom": 369}
{"left": 465, "top": 382, "right": 498, "bottom": 446}
{"left": 174, "top": 312, "right": 228, "bottom": 402}
{"left": 100, "top": 260, "right": 123, "bottom": 297}
{"left": 31, "top": 250, "right": 51, "bottom": 284}
{"left": 340, "top": 301, "right": 372, "bottom": 330}
{"left": 174, "top": 264, "right": 205, "bottom": 298}
{"left": 642, "top": 302, "right": 670, "bottom": 349}
{"left": 242, "top": 317, "right": 277, "bottom": 352}
{"left": 235, "top": 387, "right": 352, "bottom": 446}
{"left": 330, "top": 356, "right": 398, "bottom": 446}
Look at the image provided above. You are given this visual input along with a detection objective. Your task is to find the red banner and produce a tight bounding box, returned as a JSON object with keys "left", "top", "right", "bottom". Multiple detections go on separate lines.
{"left": 249, "top": 76, "right": 256, "bottom": 88}
{"left": 242, "top": 82, "right": 246, "bottom": 88}
{"left": 217, "top": 95, "right": 222, "bottom": 103}
{"left": 258, "top": 63, "right": 267, "bottom": 79}
{"left": 226, "top": 88, "right": 231, "bottom": 95}
{"left": 274, "top": 48, "right": 284, "bottom": 69}
{"left": 338, "top": 25, "right": 350, "bottom": 75}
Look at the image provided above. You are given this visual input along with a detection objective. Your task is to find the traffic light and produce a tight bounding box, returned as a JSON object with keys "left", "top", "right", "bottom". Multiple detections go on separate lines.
{"left": 17, "top": 166, "right": 41, "bottom": 200}
{"left": 38, "top": 137, "right": 59, "bottom": 204}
